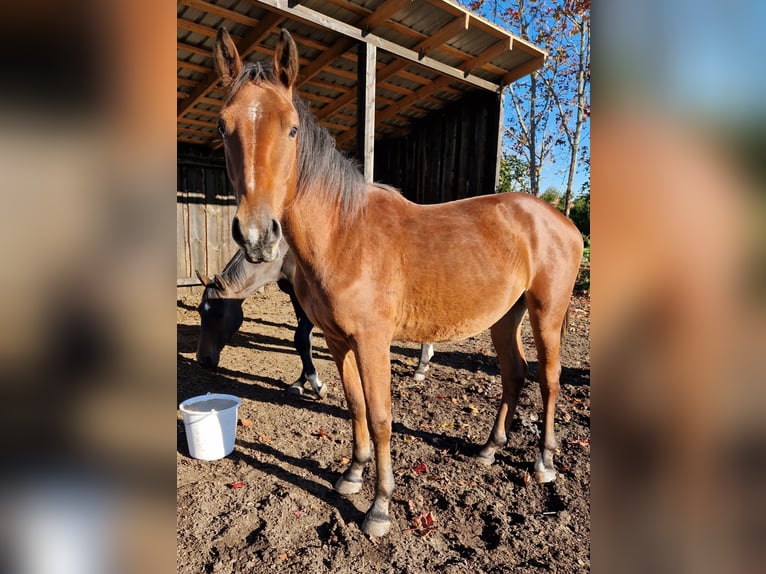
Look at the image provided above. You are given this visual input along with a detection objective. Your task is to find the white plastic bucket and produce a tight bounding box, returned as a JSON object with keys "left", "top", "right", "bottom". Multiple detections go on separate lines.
{"left": 179, "top": 394, "right": 241, "bottom": 460}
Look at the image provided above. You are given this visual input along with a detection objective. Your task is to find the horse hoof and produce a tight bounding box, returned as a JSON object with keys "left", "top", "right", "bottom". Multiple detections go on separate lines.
{"left": 361, "top": 512, "right": 391, "bottom": 537}
{"left": 334, "top": 475, "right": 362, "bottom": 495}
{"left": 288, "top": 382, "right": 304, "bottom": 396}
{"left": 315, "top": 383, "right": 328, "bottom": 400}
{"left": 474, "top": 451, "right": 495, "bottom": 467}
{"left": 412, "top": 371, "right": 426, "bottom": 382}
{"left": 534, "top": 454, "right": 557, "bottom": 483}
{"left": 533, "top": 468, "right": 557, "bottom": 483}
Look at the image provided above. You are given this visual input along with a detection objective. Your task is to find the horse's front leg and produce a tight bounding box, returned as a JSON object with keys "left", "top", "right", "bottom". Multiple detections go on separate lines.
{"left": 293, "top": 316, "right": 326, "bottom": 398}
{"left": 287, "top": 291, "right": 326, "bottom": 399}
{"left": 325, "top": 336, "right": 370, "bottom": 494}
{"left": 354, "top": 335, "right": 394, "bottom": 537}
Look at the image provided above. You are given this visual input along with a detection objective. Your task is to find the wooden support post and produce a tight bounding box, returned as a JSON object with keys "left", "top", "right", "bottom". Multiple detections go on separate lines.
{"left": 357, "top": 41, "right": 376, "bottom": 183}
{"left": 493, "top": 88, "right": 506, "bottom": 192}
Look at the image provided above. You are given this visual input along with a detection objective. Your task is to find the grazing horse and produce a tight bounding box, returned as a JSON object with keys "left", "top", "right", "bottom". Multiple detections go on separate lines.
{"left": 195, "top": 241, "right": 327, "bottom": 398}
{"left": 196, "top": 243, "right": 435, "bottom": 398}
{"left": 213, "top": 29, "right": 583, "bottom": 536}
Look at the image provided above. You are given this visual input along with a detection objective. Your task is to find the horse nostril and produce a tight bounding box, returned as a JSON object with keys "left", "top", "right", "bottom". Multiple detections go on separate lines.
{"left": 231, "top": 217, "right": 244, "bottom": 246}
{"left": 269, "top": 218, "right": 282, "bottom": 241}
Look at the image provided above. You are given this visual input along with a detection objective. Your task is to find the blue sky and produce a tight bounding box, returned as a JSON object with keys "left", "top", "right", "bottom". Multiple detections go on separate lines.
{"left": 462, "top": 0, "right": 591, "bottom": 197}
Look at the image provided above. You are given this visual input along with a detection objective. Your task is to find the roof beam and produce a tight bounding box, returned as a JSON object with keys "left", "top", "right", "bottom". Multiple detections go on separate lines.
{"left": 179, "top": 117, "right": 216, "bottom": 128}
{"left": 502, "top": 55, "right": 545, "bottom": 85}
{"left": 416, "top": 14, "right": 469, "bottom": 55}
{"left": 177, "top": 11, "right": 284, "bottom": 119}
{"left": 461, "top": 37, "right": 512, "bottom": 76}
{"left": 298, "top": 40, "right": 354, "bottom": 84}
{"left": 177, "top": 60, "right": 210, "bottom": 74}
{"left": 336, "top": 74, "right": 456, "bottom": 146}
{"left": 363, "top": 0, "right": 413, "bottom": 28}
{"left": 178, "top": 126, "right": 216, "bottom": 137}
{"left": 256, "top": 0, "right": 501, "bottom": 92}
{"left": 315, "top": 14, "right": 471, "bottom": 123}
{"left": 178, "top": 0, "right": 258, "bottom": 27}
{"left": 296, "top": 0, "right": 413, "bottom": 85}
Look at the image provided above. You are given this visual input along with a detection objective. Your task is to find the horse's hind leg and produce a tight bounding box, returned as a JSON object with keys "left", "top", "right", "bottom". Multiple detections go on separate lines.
{"left": 413, "top": 343, "right": 434, "bottom": 381}
{"left": 477, "top": 296, "right": 528, "bottom": 465}
{"left": 526, "top": 290, "right": 571, "bottom": 483}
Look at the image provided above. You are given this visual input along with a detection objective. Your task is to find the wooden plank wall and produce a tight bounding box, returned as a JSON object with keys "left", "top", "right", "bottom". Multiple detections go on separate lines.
{"left": 177, "top": 144, "right": 237, "bottom": 296}
{"left": 374, "top": 91, "right": 502, "bottom": 203}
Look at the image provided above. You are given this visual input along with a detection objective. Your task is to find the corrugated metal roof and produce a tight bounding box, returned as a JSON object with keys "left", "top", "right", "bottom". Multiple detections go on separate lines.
{"left": 177, "top": 0, "right": 545, "bottom": 151}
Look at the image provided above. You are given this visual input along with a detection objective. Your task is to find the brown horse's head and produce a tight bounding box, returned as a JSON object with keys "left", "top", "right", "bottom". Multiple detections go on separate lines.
{"left": 214, "top": 28, "right": 300, "bottom": 263}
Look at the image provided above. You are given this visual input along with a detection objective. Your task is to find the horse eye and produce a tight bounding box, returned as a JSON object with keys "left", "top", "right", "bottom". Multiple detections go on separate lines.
{"left": 217, "top": 120, "right": 226, "bottom": 138}
{"left": 288, "top": 125, "right": 299, "bottom": 139}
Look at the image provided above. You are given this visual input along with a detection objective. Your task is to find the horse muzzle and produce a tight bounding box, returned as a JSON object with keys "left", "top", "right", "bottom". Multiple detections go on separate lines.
{"left": 232, "top": 215, "right": 282, "bottom": 263}
{"left": 196, "top": 348, "right": 220, "bottom": 369}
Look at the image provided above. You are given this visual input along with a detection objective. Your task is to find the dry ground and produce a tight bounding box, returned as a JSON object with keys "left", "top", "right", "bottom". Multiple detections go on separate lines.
{"left": 177, "top": 284, "right": 590, "bottom": 573}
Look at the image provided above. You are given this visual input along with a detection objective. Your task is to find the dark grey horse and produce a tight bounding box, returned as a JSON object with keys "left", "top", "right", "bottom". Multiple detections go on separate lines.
{"left": 196, "top": 241, "right": 434, "bottom": 399}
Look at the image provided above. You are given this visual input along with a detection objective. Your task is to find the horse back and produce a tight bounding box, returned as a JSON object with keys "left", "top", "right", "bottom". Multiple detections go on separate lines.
{"left": 361, "top": 190, "right": 582, "bottom": 342}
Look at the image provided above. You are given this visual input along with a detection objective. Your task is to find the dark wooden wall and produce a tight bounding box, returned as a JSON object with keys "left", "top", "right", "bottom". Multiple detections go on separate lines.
{"left": 373, "top": 91, "right": 502, "bottom": 204}
{"left": 177, "top": 144, "right": 237, "bottom": 293}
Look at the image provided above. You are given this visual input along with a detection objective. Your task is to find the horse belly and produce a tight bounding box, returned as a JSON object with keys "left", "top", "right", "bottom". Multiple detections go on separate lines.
{"left": 395, "top": 285, "right": 522, "bottom": 343}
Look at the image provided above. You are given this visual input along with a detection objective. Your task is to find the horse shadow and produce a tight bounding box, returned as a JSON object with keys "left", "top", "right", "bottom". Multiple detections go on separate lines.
{"left": 232, "top": 440, "right": 367, "bottom": 526}
{"left": 390, "top": 343, "right": 590, "bottom": 388}
{"left": 226, "top": 330, "right": 334, "bottom": 362}
{"left": 175, "top": 320, "right": 334, "bottom": 362}
{"left": 241, "top": 316, "right": 296, "bottom": 330}
{"left": 177, "top": 341, "right": 588, "bottom": 514}
{"left": 177, "top": 323, "right": 199, "bottom": 354}
{"left": 177, "top": 354, "right": 347, "bottom": 418}
{"left": 177, "top": 299, "right": 197, "bottom": 312}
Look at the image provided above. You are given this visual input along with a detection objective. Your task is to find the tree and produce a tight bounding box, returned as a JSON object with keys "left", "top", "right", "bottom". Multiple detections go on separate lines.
{"left": 543, "top": 1, "right": 590, "bottom": 216}
{"left": 568, "top": 192, "right": 589, "bottom": 236}
{"left": 540, "top": 186, "right": 561, "bottom": 207}
{"left": 497, "top": 153, "right": 530, "bottom": 193}
{"left": 503, "top": 0, "right": 557, "bottom": 196}
{"left": 463, "top": 0, "right": 590, "bottom": 206}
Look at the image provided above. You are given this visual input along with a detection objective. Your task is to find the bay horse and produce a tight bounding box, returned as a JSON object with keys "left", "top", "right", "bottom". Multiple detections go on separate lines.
{"left": 195, "top": 243, "right": 435, "bottom": 398}
{"left": 214, "top": 28, "right": 583, "bottom": 536}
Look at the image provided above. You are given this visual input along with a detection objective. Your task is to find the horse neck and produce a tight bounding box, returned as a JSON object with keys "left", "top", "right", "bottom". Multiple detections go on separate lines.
{"left": 220, "top": 250, "right": 285, "bottom": 299}
{"left": 282, "top": 186, "right": 366, "bottom": 283}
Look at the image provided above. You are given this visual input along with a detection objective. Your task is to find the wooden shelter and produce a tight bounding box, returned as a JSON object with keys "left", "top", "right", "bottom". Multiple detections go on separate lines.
{"left": 177, "top": 0, "right": 546, "bottom": 287}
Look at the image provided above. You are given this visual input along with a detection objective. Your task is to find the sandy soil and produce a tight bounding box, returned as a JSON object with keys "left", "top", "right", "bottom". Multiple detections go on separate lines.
{"left": 177, "top": 284, "right": 590, "bottom": 573}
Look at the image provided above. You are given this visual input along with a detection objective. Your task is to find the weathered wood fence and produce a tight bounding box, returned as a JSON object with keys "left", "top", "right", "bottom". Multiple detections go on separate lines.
{"left": 177, "top": 145, "right": 237, "bottom": 295}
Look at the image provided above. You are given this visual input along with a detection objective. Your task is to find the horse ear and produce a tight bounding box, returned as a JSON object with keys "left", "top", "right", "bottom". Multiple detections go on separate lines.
{"left": 195, "top": 269, "right": 210, "bottom": 286}
{"left": 214, "top": 28, "right": 242, "bottom": 87}
{"left": 274, "top": 29, "right": 299, "bottom": 90}
{"left": 213, "top": 274, "right": 228, "bottom": 291}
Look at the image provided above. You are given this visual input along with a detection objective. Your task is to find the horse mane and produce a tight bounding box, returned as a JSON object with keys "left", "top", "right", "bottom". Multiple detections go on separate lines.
{"left": 201, "top": 249, "right": 251, "bottom": 299}
{"left": 220, "top": 249, "right": 249, "bottom": 285}
{"left": 228, "top": 61, "right": 369, "bottom": 220}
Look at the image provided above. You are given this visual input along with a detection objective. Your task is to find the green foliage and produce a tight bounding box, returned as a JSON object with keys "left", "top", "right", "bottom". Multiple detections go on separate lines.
{"left": 540, "top": 187, "right": 561, "bottom": 208}
{"left": 576, "top": 235, "right": 590, "bottom": 292}
{"left": 569, "top": 193, "right": 589, "bottom": 236}
{"left": 497, "top": 153, "right": 530, "bottom": 193}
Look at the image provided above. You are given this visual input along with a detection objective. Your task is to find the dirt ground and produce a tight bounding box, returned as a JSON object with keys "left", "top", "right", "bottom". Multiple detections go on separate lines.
{"left": 177, "top": 284, "right": 590, "bottom": 573}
